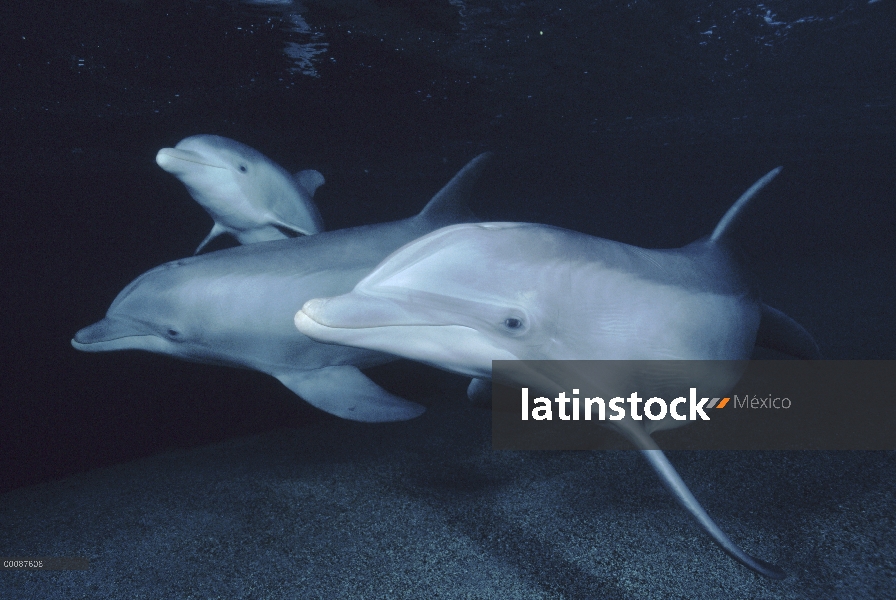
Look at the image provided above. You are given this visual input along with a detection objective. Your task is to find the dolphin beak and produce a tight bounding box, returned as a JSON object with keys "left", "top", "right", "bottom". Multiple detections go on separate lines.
{"left": 155, "top": 148, "right": 225, "bottom": 171}
{"left": 71, "top": 318, "right": 157, "bottom": 352}
{"left": 296, "top": 294, "right": 515, "bottom": 378}
{"left": 298, "top": 295, "right": 424, "bottom": 330}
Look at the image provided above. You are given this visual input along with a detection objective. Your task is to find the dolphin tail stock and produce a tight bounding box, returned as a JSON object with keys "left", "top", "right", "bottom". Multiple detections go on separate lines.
{"left": 195, "top": 222, "right": 229, "bottom": 255}
{"left": 416, "top": 152, "right": 493, "bottom": 226}
{"left": 709, "top": 167, "right": 783, "bottom": 244}
{"left": 623, "top": 425, "right": 786, "bottom": 579}
{"left": 275, "top": 365, "right": 426, "bottom": 422}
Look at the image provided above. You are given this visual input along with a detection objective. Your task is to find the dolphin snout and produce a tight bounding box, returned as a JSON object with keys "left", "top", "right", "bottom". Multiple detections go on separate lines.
{"left": 298, "top": 298, "right": 332, "bottom": 325}
{"left": 72, "top": 318, "right": 119, "bottom": 348}
{"left": 297, "top": 294, "right": 422, "bottom": 331}
{"left": 155, "top": 148, "right": 182, "bottom": 170}
{"left": 155, "top": 148, "right": 223, "bottom": 172}
{"left": 71, "top": 317, "right": 156, "bottom": 352}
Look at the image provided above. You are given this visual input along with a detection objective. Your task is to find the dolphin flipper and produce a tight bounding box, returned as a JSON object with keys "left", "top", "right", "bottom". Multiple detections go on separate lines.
{"left": 620, "top": 424, "right": 785, "bottom": 579}
{"left": 640, "top": 449, "right": 786, "bottom": 579}
{"left": 195, "top": 222, "right": 229, "bottom": 255}
{"left": 275, "top": 365, "right": 426, "bottom": 422}
{"left": 466, "top": 378, "right": 491, "bottom": 405}
{"left": 756, "top": 303, "right": 822, "bottom": 359}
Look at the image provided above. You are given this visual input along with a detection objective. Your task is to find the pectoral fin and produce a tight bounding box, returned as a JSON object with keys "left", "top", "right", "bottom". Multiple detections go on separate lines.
{"left": 195, "top": 222, "right": 228, "bottom": 254}
{"left": 639, "top": 449, "right": 786, "bottom": 579}
{"left": 275, "top": 366, "right": 425, "bottom": 422}
{"left": 621, "top": 424, "right": 786, "bottom": 579}
{"left": 756, "top": 303, "right": 822, "bottom": 359}
{"left": 466, "top": 377, "right": 491, "bottom": 405}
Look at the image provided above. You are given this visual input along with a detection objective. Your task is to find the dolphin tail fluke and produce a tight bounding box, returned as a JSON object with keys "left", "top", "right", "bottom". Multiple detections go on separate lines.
{"left": 709, "top": 167, "right": 783, "bottom": 244}
{"left": 757, "top": 303, "right": 822, "bottom": 359}
{"left": 417, "top": 152, "right": 493, "bottom": 226}
{"left": 195, "top": 222, "right": 228, "bottom": 254}
{"left": 639, "top": 449, "right": 786, "bottom": 579}
{"left": 622, "top": 424, "right": 785, "bottom": 578}
{"left": 275, "top": 365, "right": 426, "bottom": 422}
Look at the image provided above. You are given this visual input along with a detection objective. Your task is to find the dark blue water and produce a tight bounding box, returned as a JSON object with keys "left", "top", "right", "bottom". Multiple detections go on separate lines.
{"left": 1, "top": 1, "right": 894, "bottom": 596}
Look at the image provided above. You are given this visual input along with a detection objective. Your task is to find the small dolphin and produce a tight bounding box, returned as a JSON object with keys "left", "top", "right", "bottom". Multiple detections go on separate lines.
{"left": 72, "top": 153, "right": 491, "bottom": 422}
{"left": 295, "top": 167, "right": 820, "bottom": 578}
{"left": 156, "top": 134, "right": 325, "bottom": 254}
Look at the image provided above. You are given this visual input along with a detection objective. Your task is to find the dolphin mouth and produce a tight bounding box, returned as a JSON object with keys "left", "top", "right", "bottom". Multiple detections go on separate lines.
{"left": 294, "top": 294, "right": 479, "bottom": 344}
{"left": 298, "top": 295, "right": 440, "bottom": 330}
{"left": 155, "top": 148, "right": 226, "bottom": 170}
{"left": 71, "top": 335, "right": 154, "bottom": 352}
{"left": 71, "top": 318, "right": 158, "bottom": 352}
{"left": 295, "top": 299, "right": 514, "bottom": 379}
{"left": 295, "top": 301, "right": 447, "bottom": 351}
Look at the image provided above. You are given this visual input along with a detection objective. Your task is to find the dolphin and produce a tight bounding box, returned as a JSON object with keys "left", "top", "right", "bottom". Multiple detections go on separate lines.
{"left": 295, "top": 167, "right": 821, "bottom": 578}
{"left": 72, "top": 153, "right": 491, "bottom": 422}
{"left": 156, "top": 134, "right": 326, "bottom": 254}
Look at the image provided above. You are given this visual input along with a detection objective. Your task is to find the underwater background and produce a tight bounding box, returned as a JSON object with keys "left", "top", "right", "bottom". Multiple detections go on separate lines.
{"left": 1, "top": 0, "right": 894, "bottom": 597}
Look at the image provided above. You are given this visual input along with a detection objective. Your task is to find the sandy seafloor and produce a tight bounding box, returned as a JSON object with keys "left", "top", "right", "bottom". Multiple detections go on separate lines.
{"left": 2, "top": 369, "right": 894, "bottom": 599}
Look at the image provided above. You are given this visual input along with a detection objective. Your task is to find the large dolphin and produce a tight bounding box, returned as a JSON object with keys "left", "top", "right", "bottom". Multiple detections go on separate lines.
{"left": 72, "top": 153, "right": 491, "bottom": 422}
{"left": 295, "top": 167, "right": 820, "bottom": 578}
{"left": 156, "top": 134, "right": 326, "bottom": 254}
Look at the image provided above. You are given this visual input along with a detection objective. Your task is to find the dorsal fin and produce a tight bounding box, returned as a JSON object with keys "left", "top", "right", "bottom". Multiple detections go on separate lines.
{"left": 294, "top": 169, "right": 325, "bottom": 197}
{"left": 710, "top": 167, "right": 782, "bottom": 243}
{"left": 417, "top": 152, "right": 492, "bottom": 225}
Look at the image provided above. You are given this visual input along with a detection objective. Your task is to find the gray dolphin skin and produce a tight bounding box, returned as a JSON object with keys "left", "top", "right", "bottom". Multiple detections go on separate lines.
{"left": 156, "top": 134, "right": 326, "bottom": 254}
{"left": 72, "top": 153, "right": 491, "bottom": 422}
{"left": 295, "top": 167, "right": 820, "bottom": 578}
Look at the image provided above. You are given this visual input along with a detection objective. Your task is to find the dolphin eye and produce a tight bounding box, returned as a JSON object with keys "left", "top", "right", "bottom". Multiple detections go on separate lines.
{"left": 166, "top": 328, "right": 180, "bottom": 339}
{"left": 238, "top": 164, "right": 248, "bottom": 173}
{"left": 503, "top": 317, "right": 523, "bottom": 330}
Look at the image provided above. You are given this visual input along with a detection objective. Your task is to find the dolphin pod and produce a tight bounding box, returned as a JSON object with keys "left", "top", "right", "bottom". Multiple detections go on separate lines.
{"left": 73, "top": 152, "right": 492, "bottom": 421}
{"left": 156, "top": 134, "right": 326, "bottom": 254}
{"left": 295, "top": 167, "right": 821, "bottom": 578}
